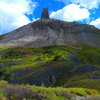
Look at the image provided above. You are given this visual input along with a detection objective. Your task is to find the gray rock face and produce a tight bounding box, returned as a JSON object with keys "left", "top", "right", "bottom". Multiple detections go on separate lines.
{"left": 41, "top": 8, "right": 49, "bottom": 19}
{"left": 0, "top": 8, "right": 100, "bottom": 48}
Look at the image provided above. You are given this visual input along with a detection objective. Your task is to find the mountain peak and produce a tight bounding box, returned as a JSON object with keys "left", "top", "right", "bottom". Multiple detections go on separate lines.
{"left": 41, "top": 8, "right": 49, "bottom": 19}
{"left": 0, "top": 10, "right": 100, "bottom": 48}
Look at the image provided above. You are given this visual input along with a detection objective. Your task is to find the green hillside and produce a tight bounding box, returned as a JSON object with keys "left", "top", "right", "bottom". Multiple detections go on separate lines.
{"left": 0, "top": 45, "right": 100, "bottom": 99}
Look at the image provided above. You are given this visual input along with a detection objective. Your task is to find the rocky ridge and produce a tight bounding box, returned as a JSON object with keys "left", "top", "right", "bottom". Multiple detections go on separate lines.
{"left": 41, "top": 8, "right": 49, "bottom": 19}
{"left": 0, "top": 8, "right": 100, "bottom": 48}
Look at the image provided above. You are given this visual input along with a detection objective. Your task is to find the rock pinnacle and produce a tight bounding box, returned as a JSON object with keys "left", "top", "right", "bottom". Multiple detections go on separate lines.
{"left": 41, "top": 8, "right": 49, "bottom": 19}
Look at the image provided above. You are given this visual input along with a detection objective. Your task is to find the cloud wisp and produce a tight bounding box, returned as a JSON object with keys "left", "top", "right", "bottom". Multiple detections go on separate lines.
{"left": 50, "top": 4, "right": 90, "bottom": 22}
{"left": 55, "top": 0, "right": 100, "bottom": 9}
{"left": 0, "top": 0, "right": 37, "bottom": 35}
{"left": 54, "top": 0, "right": 100, "bottom": 29}
{"left": 90, "top": 18, "right": 100, "bottom": 29}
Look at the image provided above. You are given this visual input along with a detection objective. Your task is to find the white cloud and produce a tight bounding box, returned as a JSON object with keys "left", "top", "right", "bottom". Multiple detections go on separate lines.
{"left": 90, "top": 18, "right": 100, "bottom": 29}
{"left": 0, "top": 0, "right": 37, "bottom": 35}
{"left": 50, "top": 4, "right": 90, "bottom": 22}
{"left": 56, "top": 0, "right": 100, "bottom": 9}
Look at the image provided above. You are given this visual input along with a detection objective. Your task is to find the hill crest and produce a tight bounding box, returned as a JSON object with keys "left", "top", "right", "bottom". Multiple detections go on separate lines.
{"left": 0, "top": 8, "right": 100, "bottom": 48}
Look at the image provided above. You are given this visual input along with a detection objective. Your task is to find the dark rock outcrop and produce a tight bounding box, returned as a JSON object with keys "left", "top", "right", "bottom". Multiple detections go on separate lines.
{"left": 0, "top": 62, "right": 23, "bottom": 69}
{"left": 8, "top": 61, "right": 100, "bottom": 87}
{"left": 41, "top": 8, "right": 49, "bottom": 19}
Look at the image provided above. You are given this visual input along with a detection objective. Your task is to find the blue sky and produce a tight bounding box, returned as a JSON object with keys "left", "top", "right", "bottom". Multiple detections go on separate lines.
{"left": 0, "top": 0, "right": 100, "bottom": 35}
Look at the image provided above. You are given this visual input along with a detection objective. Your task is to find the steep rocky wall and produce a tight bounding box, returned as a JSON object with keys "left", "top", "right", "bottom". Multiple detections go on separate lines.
{"left": 0, "top": 18, "right": 100, "bottom": 48}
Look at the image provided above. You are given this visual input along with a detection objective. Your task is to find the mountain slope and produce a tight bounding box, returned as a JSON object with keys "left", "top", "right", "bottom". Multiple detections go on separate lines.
{"left": 0, "top": 8, "right": 100, "bottom": 48}
{"left": 0, "top": 45, "right": 100, "bottom": 90}
{"left": 0, "top": 8, "right": 100, "bottom": 100}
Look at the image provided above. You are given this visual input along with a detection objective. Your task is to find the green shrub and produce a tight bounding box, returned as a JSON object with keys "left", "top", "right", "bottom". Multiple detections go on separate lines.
{"left": 71, "top": 89, "right": 87, "bottom": 97}
{"left": 50, "top": 83, "right": 55, "bottom": 87}
{"left": 0, "top": 68, "right": 11, "bottom": 81}
{"left": 0, "top": 80, "right": 99, "bottom": 100}
{"left": 10, "top": 94, "right": 18, "bottom": 99}
{"left": 4, "top": 73, "right": 11, "bottom": 80}
{"left": 0, "top": 69, "right": 7, "bottom": 76}
{"left": 68, "top": 88, "right": 98, "bottom": 97}
{"left": 0, "top": 81, "right": 74, "bottom": 100}
{"left": 41, "top": 82, "right": 46, "bottom": 87}
{"left": 0, "top": 93, "right": 5, "bottom": 100}
{"left": 53, "top": 55, "right": 62, "bottom": 61}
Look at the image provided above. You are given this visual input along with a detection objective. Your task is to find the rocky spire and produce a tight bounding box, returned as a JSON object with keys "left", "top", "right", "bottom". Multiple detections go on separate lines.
{"left": 41, "top": 8, "right": 49, "bottom": 19}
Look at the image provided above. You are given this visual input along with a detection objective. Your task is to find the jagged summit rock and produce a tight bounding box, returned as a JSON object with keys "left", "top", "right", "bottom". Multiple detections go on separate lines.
{"left": 0, "top": 8, "right": 100, "bottom": 48}
{"left": 41, "top": 8, "right": 49, "bottom": 19}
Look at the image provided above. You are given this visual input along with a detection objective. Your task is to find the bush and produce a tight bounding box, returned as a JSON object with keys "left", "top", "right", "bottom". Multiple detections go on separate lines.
{"left": 71, "top": 89, "right": 87, "bottom": 97}
{"left": 0, "top": 80, "right": 99, "bottom": 100}
{"left": 4, "top": 73, "right": 11, "bottom": 80}
{"left": 1, "top": 82, "right": 74, "bottom": 100}
{"left": 68, "top": 88, "right": 98, "bottom": 97}
{"left": 41, "top": 82, "right": 46, "bottom": 87}
{"left": 0, "top": 93, "right": 5, "bottom": 100}
{"left": 0, "top": 69, "right": 11, "bottom": 81}
{"left": 0, "top": 69, "right": 7, "bottom": 76}
{"left": 53, "top": 55, "right": 62, "bottom": 61}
